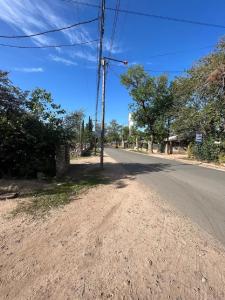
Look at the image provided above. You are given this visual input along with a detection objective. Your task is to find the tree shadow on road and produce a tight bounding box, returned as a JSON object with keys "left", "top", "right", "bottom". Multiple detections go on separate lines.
{"left": 66, "top": 160, "right": 174, "bottom": 190}
{"left": 7, "top": 160, "right": 174, "bottom": 217}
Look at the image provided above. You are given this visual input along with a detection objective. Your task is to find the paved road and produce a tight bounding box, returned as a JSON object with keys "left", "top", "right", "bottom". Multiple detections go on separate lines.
{"left": 106, "top": 148, "right": 225, "bottom": 246}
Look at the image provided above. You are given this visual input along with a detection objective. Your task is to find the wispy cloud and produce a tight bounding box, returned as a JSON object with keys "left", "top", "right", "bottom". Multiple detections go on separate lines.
{"left": 0, "top": 0, "right": 123, "bottom": 66}
{"left": 14, "top": 67, "right": 44, "bottom": 73}
{"left": 103, "top": 39, "right": 122, "bottom": 55}
{"left": 0, "top": 0, "right": 54, "bottom": 46}
{"left": 49, "top": 55, "right": 77, "bottom": 66}
{"left": 69, "top": 41, "right": 123, "bottom": 64}
{"left": 71, "top": 49, "right": 97, "bottom": 63}
{"left": 0, "top": 0, "right": 96, "bottom": 47}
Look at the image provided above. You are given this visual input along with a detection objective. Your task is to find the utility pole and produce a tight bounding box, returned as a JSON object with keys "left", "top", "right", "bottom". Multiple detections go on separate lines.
{"left": 100, "top": 58, "right": 107, "bottom": 168}
{"left": 100, "top": 57, "right": 128, "bottom": 168}
{"left": 94, "top": 0, "right": 105, "bottom": 155}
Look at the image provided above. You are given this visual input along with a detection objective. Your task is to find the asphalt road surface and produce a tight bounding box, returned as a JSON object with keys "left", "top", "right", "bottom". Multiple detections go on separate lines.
{"left": 106, "top": 148, "right": 225, "bottom": 246}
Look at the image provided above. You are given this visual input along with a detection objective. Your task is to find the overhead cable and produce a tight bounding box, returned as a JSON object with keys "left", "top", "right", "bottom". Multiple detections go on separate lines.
{"left": 0, "top": 39, "right": 99, "bottom": 48}
{"left": 68, "top": 1, "right": 225, "bottom": 29}
{"left": 108, "top": 0, "right": 120, "bottom": 58}
{"left": 0, "top": 17, "right": 99, "bottom": 39}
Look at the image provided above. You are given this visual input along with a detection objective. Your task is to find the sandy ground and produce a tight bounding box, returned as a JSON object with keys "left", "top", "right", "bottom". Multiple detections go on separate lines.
{"left": 0, "top": 155, "right": 225, "bottom": 299}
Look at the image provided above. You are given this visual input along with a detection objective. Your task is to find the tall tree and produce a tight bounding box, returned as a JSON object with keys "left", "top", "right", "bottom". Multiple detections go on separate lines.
{"left": 121, "top": 126, "right": 129, "bottom": 141}
{"left": 27, "top": 88, "right": 65, "bottom": 125}
{"left": 121, "top": 65, "right": 173, "bottom": 152}
{"left": 0, "top": 72, "right": 67, "bottom": 177}
{"left": 171, "top": 38, "right": 225, "bottom": 141}
{"left": 63, "top": 110, "right": 85, "bottom": 146}
{"left": 106, "top": 119, "right": 122, "bottom": 147}
{"left": 84, "top": 116, "right": 94, "bottom": 149}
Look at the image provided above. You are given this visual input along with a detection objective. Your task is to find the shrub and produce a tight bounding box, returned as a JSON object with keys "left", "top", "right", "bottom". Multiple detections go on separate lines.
{"left": 0, "top": 71, "right": 65, "bottom": 178}
{"left": 218, "top": 152, "right": 225, "bottom": 164}
{"left": 187, "top": 142, "right": 194, "bottom": 158}
{"left": 190, "top": 138, "right": 221, "bottom": 162}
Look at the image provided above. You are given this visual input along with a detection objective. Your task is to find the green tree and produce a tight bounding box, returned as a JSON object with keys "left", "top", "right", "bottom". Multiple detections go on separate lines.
{"left": 80, "top": 119, "right": 85, "bottom": 151}
{"left": 27, "top": 88, "right": 65, "bottom": 123}
{"left": 121, "top": 65, "right": 173, "bottom": 152}
{"left": 171, "top": 37, "right": 225, "bottom": 142}
{"left": 84, "top": 116, "right": 94, "bottom": 149}
{"left": 0, "top": 71, "right": 67, "bottom": 177}
{"left": 121, "top": 126, "right": 129, "bottom": 141}
{"left": 106, "top": 119, "right": 122, "bottom": 147}
{"left": 63, "top": 110, "right": 85, "bottom": 146}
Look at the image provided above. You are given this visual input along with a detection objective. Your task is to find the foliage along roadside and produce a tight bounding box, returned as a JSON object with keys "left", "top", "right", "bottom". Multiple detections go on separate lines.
{"left": 119, "top": 36, "right": 225, "bottom": 162}
{"left": 0, "top": 71, "right": 95, "bottom": 178}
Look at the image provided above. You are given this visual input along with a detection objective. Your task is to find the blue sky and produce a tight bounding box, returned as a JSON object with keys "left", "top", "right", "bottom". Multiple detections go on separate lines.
{"left": 0, "top": 0, "right": 225, "bottom": 125}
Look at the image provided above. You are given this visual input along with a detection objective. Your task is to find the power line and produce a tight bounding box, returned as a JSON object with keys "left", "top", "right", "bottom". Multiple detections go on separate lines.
{"left": 145, "top": 69, "right": 185, "bottom": 73}
{"left": 95, "top": 1, "right": 102, "bottom": 126}
{"left": 147, "top": 45, "right": 214, "bottom": 59}
{"left": 74, "top": 3, "right": 92, "bottom": 107}
{"left": 95, "top": 0, "right": 105, "bottom": 132}
{"left": 94, "top": 0, "right": 105, "bottom": 155}
{"left": 108, "top": 0, "right": 120, "bottom": 58}
{"left": 110, "top": 65, "right": 185, "bottom": 75}
{"left": 0, "top": 17, "right": 99, "bottom": 39}
{"left": 106, "top": 43, "right": 215, "bottom": 68}
{"left": 0, "top": 39, "right": 99, "bottom": 49}
{"left": 68, "top": 1, "right": 225, "bottom": 29}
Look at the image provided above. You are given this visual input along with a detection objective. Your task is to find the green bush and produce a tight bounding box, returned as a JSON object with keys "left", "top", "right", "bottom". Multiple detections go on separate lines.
{"left": 0, "top": 71, "right": 65, "bottom": 178}
{"left": 187, "top": 142, "right": 194, "bottom": 158}
{"left": 190, "top": 138, "right": 221, "bottom": 162}
{"left": 218, "top": 152, "right": 225, "bottom": 164}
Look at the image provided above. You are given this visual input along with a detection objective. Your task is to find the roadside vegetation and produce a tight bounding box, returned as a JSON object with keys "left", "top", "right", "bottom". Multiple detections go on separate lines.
{"left": 0, "top": 70, "right": 99, "bottom": 217}
{"left": 0, "top": 71, "right": 95, "bottom": 179}
{"left": 2, "top": 37, "right": 224, "bottom": 181}
{"left": 105, "top": 37, "right": 225, "bottom": 164}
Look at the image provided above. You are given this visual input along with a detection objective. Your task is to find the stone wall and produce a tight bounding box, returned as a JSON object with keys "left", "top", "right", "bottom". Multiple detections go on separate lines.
{"left": 55, "top": 144, "right": 70, "bottom": 177}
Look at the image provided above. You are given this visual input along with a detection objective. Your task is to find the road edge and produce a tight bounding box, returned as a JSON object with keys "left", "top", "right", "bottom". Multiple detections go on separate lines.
{"left": 117, "top": 148, "right": 225, "bottom": 173}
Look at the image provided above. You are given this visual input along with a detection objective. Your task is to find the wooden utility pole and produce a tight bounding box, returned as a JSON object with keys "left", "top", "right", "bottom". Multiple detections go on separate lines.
{"left": 94, "top": 0, "right": 105, "bottom": 155}
{"left": 100, "top": 58, "right": 107, "bottom": 168}
{"left": 100, "top": 57, "right": 128, "bottom": 168}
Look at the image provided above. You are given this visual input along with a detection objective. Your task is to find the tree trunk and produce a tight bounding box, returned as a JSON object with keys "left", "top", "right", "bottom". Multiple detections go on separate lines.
{"left": 136, "top": 137, "right": 138, "bottom": 150}
{"left": 165, "top": 142, "right": 169, "bottom": 154}
{"left": 148, "top": 135, "right": 154, "bottom": 153}
{"left": 166, "top": 141, "right": 173, "bottom": 154}
{"left": 121, "top": 138, "right": 125, "bottom": 148}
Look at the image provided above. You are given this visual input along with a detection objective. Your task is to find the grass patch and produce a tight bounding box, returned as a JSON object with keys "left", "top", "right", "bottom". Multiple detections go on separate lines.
{"left": 10, "top": 172, "right": 107, "bottom": 218}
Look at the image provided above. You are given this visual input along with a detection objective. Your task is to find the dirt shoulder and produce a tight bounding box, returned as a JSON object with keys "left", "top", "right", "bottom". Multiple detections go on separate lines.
{"left": 0, "top": 155, "right": 225, "bottom": 299}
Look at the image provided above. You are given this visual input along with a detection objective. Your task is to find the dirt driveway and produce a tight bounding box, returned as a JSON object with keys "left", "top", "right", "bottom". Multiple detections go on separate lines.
{"left": 0, "top": 155, "right": 225, "bottom": 299}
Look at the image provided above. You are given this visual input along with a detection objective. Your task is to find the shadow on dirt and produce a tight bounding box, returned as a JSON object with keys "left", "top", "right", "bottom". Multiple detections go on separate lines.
{"left": 4, "top": 159, "right": 174, "bottom": 217}
{"left": 66, "top": 160, "right": 173, "bottom": 190}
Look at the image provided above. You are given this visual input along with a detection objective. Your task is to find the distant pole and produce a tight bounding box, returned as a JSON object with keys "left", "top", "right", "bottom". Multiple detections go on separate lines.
{"left": 99, "top": 56, "right": 128, "bottom": 167}
{"left": 100, "top": 58, "right": 107, "bottom": 168}
{"left": 122, "top": 126, "right": 125, "bottom": 148}
{"left": 94, "top": 0, "right": 105, "bottom": 155}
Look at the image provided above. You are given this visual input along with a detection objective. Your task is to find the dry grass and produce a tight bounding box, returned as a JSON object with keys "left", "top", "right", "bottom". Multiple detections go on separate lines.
{"left": 10, "top": 173, "right": 107, "bottom": 218}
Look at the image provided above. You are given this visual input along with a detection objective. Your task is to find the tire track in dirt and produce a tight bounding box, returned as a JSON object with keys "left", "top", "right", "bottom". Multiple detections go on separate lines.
{"left": 1, "top": 155, "right": 225, "bottom": 299}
